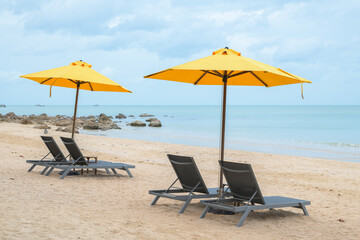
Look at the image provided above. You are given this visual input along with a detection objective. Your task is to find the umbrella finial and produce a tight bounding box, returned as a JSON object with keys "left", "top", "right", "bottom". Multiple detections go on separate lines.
{"left": 225, "top": 47, "right": 229, "bottom": 49}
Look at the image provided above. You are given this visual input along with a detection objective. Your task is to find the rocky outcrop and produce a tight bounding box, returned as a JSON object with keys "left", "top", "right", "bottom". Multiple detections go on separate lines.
{"left": 1, "top": 112, "right": 162, "bottom": 131}
{"left": 140, "top": 113, "right": 154, "bottom": 117}
{"left": 83, "top": 120, "right": 99, "bottom": 130}
{"left": 54, "top": 119, "right": 72, "bottom": 126}
{"left": 56, "top": 126, "right": 79, "bottom": 133}
{"left": 129, "top": 121, "right": 146, "bottom": 127}
{"left": 5, "top": 112, "right": 17, "bottom": 119}
{"left": 0, "top": 113, "right": 11, "bottom": 122}
{"left": 148, "top": 120, "right": 162, "bottom": 127}
{"left": 115, "top": 113, "right": 127, "bottom": 119}
{"left": 38, "top": 113, "right": 50, "bottom": 120}
{"left": 64, "top": 126, "right": 79, "bottom": 133}
{"left": 110, "top": 123, "right": 121, "bottom": 129}
{"left": 99, "top": 113, "right": 111, "bottom": 123}
{"left": 145, "top": 117, "right": 158, "bottom": 122}
{"left": 20, "top": 118, "right": 35, "bottom": 125}
{"left": 34, "top": 124, "right": 51, "bottom": 129}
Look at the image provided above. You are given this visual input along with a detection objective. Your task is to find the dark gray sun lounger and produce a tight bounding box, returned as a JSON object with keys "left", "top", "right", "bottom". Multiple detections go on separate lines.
{"left": 43, "top": 137, "right": 135, "bottom": 179}
{"left": 26, "top": 136, "right": 69, "bottom": 174}
{"left": 200, "top": 161, "right": 310, "bottom": 227}
{"left": 149, "top": 154, "right": 230, "bottom": 214}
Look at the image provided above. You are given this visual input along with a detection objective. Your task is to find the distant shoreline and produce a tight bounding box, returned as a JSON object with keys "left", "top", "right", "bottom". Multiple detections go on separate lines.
{"left": 1, "top": 105, "right": 359, "bottom": 163}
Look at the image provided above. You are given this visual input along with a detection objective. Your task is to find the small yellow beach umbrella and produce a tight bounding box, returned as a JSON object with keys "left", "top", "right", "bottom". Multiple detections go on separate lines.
{"left": 21, "top": 60, "right": 131, "bottom": 138}
{"left": 145, "top": 47, "right": 311, "bottom": 194}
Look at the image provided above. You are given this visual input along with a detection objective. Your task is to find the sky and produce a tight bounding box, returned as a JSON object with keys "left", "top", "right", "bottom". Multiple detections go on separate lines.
{"left": 0, "top": 0, "right": 359, "bottom": 105}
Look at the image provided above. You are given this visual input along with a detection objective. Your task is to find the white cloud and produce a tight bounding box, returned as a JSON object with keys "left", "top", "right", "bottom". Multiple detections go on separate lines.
{"left": 198, "top": 9, "right": 264, "bottom": 27}
{"left": 106, "top": 14, "right": 136, "bottom": 29}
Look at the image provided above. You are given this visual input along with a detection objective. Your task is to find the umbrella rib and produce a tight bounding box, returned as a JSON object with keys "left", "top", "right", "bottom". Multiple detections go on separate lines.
{"left": 228, "top": 71, "right": 249, "bottom": 78}
{"left": 250, "top": 72, "right": 268, "bottom": 87}
{"left": 213, "top": 70, "right": 224, "bottom": 78}
{"left": 40, "top": 77, "right": 53, "bottom": 84}
{"left": 144, "top": 69, "right": 170, "bottom": 78}
{"left": 194, "top": 71, "right": 208, "bottom": 85}
{"left": 204, "top": 70, "right": 222, "bottom": 78}
{"left": 88, "top": 82, "right": 94, "bottom": 91}
{"left": 67, "top": 79, "right": 77, "bottom": 84}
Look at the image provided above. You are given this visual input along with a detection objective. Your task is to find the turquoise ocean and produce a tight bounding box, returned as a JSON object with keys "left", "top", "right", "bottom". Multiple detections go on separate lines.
{"left": 1, "top": 105, "right": 359, "bottom": 163}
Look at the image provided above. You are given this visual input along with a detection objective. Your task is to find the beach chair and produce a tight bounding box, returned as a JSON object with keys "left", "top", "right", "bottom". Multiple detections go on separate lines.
{"left": 149, "top": 154, "right": 229, "bottom": 214}
{"left": 200, "top": 161, "right": 310, "bottom": 227}
{"left": 26, "top": 136, "right": 69, "bottom": 174}
{"left": 43, "top": 137, "right": 135, "bottom": 179}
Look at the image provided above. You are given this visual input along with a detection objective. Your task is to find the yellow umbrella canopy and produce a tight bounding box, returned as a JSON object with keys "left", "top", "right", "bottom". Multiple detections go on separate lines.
{"left": 145, "top": 48, "right": 311, "bottom": 86}
{"left": 21, "top": 60, "right": 131, "bottom": 92}
{"left": 21, "top": 60, "right": 132, "bottom": 138}
{"left": 144, "top": 47, "right": 311, "bottom": 194}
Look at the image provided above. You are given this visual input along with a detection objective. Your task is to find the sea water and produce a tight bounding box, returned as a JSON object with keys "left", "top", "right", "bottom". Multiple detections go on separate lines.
{"left": 1, "top": 105, "right": 359, "bottom": 162}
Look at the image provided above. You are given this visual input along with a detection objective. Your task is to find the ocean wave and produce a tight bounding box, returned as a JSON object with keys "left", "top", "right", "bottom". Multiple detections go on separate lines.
{"left": 298, "top": 141, "right": 360, "bottom": 148}
{"left": 325, "top": 142, "right": 360, "bottom": 148}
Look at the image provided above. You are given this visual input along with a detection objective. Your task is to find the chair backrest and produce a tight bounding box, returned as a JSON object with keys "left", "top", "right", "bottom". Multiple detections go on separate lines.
{"left": 60, "top": 137, "right": 88, "bottom": 165}
{"left": 220, "top": 161, "right": 265, "bottom": 204}
{"left": 40, "top": 136, "right": 66, "bottom": 162}
{"left": 167, "top": 154, "right": 209, "bottom": 194}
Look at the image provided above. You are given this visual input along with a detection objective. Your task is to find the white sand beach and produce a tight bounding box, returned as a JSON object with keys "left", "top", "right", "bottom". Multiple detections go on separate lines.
{"left": 0, "top": 122, "right": 359, "bottom": 240}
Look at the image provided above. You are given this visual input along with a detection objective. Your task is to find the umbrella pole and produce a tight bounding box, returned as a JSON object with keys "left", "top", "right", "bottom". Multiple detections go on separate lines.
{"left": 71, "top": 83, "right": 80, "bottom": 139}
{"left": 219, "top": 74, "right": 228, "bottom": 196}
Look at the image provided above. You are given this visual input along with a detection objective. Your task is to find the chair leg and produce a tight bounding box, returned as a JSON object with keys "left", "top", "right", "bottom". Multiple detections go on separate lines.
{"left": 179, "top": 196, "right": 193, "bottom": 214}
{"left": 124, "top": 168, "right": 133, "bottom": 178}
{"left": 40, "top": 166, "right": 49, "bottom": 175}
{"left": 151, "top": 196, "right": 160, "bottom": 206}
{"left": 60, "top": 167, "right": 72, "bottom": 179}
{"left": 237, "top": 208, "right": 251, "bottom": 227}
{"left": 105, "top": 168, "right": 111, "bottom": 174}
{"left": 28, "top": 164, "right": 36, "bottom": 172}
{"left": 300, "top": 202, "right": 309, "bottom": 216}
{"left": 200, "top": 205, "right": 210, "bottom": 218}
{"left": 111, "top": 168, "right": 118, "bottom": 175}
{"left": 45, "top": 167, "right": 54, "bottom": 176}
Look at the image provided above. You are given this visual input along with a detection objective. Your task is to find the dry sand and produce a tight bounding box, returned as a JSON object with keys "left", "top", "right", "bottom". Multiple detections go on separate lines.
{"left": 0, "top": 122, "right": 359, "bottom": 240}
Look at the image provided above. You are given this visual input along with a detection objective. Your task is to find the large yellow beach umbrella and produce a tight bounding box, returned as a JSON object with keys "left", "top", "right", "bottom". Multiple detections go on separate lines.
{"left": 144, "top": 47, "right": 311, "bottom": 194}
{"left": 21, "top": 60, "right": 132, "bottom": 138}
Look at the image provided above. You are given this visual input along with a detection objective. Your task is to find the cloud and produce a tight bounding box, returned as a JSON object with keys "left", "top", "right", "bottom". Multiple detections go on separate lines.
{"left": 198, "top": 9, "right": 264, "bottom": 27}
{"left": 106, "top": 14, "right": 136, "bottom": 29}
{"left": 0, "top": 0, "right": 359, "bottom": 105}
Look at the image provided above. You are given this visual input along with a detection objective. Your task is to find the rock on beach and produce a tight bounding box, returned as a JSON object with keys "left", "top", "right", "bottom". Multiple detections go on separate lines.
{"left": 129, "top": 121, "right": 146, "bottom": 127}
{"left": 140, "top": 113, "right": 154, "bottom": 117}
{"left": 148, "top": 120, "right": 162, "bottom": 127}
{"left": 115, "top": 113, "right": 127, "bottom": 119}
{"left": 145, "top": 118, "right": 158, "bottom": 122}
